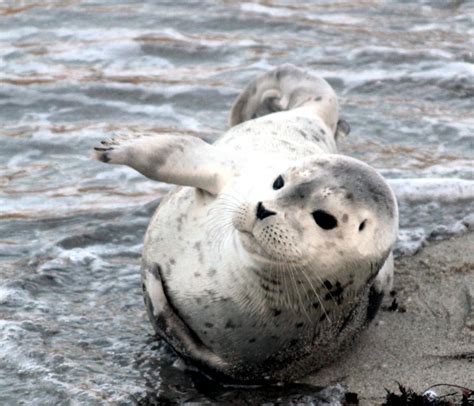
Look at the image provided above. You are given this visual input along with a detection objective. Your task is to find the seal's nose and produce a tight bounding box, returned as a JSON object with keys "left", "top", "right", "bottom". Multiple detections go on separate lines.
{"left": 256, "top": 202, "right": 276, "bottom": 220}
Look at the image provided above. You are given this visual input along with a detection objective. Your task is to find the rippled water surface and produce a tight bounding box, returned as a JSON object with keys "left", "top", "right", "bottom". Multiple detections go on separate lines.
{"left": 1, "top": 1, "right": 473, "bottom": 404}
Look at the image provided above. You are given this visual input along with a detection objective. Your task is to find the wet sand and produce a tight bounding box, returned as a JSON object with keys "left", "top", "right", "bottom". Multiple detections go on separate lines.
{"left": 307, "top": 232, "right": 474, "bottom": 404}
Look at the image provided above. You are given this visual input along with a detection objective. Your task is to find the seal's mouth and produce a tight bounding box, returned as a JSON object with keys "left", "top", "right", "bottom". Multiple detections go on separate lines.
{"left": 238, "top": 229, "right": 271, "bottom": 258}
{"left": 238, "top": 229, "right": 303, "bottom": 266}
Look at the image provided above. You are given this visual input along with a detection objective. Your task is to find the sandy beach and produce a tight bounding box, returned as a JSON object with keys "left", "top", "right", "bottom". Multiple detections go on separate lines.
{"left": 307, "top": 232, "right": 474, "bottom": 404}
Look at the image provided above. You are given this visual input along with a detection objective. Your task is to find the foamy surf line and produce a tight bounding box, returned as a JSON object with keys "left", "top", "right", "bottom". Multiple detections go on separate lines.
{"left": 388, "top": 178, "right": 474, "bottom": 203}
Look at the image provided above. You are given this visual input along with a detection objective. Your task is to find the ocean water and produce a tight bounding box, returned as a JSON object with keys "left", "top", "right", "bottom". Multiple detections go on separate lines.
{"left": 0, "top": 1, "right": 473, "bottom": 404}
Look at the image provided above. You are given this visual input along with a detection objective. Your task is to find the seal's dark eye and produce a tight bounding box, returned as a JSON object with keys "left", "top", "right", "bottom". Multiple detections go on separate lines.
{"left": 312, "top": 210, "right": 338, "bottom": 230}
{"left": 272, "top": 175, "right": 284, "bottom": 190}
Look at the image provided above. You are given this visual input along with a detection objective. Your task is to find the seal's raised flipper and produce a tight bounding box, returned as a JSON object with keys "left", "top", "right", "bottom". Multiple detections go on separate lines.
{"left": 229, "top": 64, "right": 340, "bottom": 133}
{"left": 94, "top": 134, "right": 236, "bottom": 195}
{"left": 143, "top": 263, "right": 228, "bottom": 373}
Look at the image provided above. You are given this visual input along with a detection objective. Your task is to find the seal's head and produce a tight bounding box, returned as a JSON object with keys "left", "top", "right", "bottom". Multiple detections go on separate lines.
{"left": 231, "top": 155, "right": 398, "bottom": 281}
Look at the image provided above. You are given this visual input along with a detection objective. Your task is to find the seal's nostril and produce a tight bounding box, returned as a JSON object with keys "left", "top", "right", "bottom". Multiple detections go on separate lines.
{"left": 256, "top": 202, "right": 277, "bottom": 220}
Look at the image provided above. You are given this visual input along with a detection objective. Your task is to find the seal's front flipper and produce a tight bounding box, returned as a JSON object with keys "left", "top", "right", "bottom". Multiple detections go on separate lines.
{"left": 94, "top": 134, "right": 236, "bottom": 195}
{"left": 143, "top": 263, "right": 228, "bottom": 373}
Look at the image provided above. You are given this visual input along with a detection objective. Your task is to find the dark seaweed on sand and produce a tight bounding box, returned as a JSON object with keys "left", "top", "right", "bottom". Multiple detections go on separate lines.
{"left": 383, "top": 383, "right": 473, "bottom": 406}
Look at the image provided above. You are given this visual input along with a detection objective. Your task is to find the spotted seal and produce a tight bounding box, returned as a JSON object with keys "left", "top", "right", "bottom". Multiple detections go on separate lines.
{"left": 94, "top": 65, "right": 398, "bottom": 383}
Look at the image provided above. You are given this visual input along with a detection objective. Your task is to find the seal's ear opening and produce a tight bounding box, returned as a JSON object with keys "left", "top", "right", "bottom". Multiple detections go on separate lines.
{"left": 335, "top": 119, "right": 350, "bottom": 140}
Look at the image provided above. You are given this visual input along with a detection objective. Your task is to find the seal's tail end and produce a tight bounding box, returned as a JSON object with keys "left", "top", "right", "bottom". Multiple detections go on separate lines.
{"left": 229, "top": 64, "right": 346, "bottom": 137}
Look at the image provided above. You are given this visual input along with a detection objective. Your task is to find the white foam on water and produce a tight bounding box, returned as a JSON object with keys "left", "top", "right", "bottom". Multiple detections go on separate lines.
{"left": 307, "top": 13, "right": 364, "bottom": 25}
{"left": 314, "top": 61, "right": 474, "bottom": 88}
{"left": 347, "top": 45, "right": 454, "bottom": 61}
{"left": 240, "top": 3, "right": 293, "bottom": 18}
{"left": 240, "top": 3, "right": 363, "bottom": 24}
{"left": 409, "top": 23, "right": 444, "bottom": 32}
{"left": 0, "top": 26, "right": 39, "bottom": 41}
{"left": 37, "top": 247, "right": 105, "bottom": 273}
{"left": 397, "top": 227, "right": 427, "bottom": 256}
{"left": 410, "top": 61, "right": 474, "bottom": 81}
{"left": 388, "top": 178, "right": 474, "bottom": 203}
{"left": 0, "top": 286, "right": 30, "bottom": 306}
{"left": 0, "top": 320, "right": 48, "bottom": 374}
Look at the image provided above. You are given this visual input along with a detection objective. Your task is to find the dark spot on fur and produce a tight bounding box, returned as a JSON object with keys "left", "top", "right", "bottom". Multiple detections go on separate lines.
{"left": 204, "top": 322, "right": 214, "bottom": 328}
{"left": 204, "top": 289, "right": 217, "bottom": 298}
{"left": 194, "top": 272, "right": 201, "bottom": 277}
{"left": 319, "top": 313, "right": 327, "bottom": 322}
{"left": 207, "top": 268, "right": 217, "bottom": 277}
{"left": 273, "top": 309, "right": 282, "bottom": 316}
{"left": 342, "top": 214, "right": 348, "bottom": 223}
{"left": 261, "top": 283, "right": 271, "bottom": 292}
{"left": 346, "top": 192, "right": 354, "bottom": 200}
{"left": 195, "top": 297, "right": 202, "bottom": 305}
{"left": 249, "top": 338, "right": 256, "bottom": 343}
{"left": 299, "top": 130, "right": 312, "bottom": 140}
{"left": 314, "top": 96, "right": 322, "bottom": 101}
{"left": 169, "top": 258, "right": 176, "bottom": 265}
{"left": 312, "top": 302, "right": 319, "bottom": 309}
{"left": 323, "top": 280, "right": 333, "bottom": 290}
{"left": 367, "top": 285, "right": 384, "bottom": 322}
{"left": 225, "top": 319, "right": 236, "bottom": 329}
{"left": 296, "top": 322, "right": 304, "bottom": 328}
{"left": 289, "top": 339, "right": 298, "bottom": 347}
{"left": 141, "top": 283, "right": 146, "bottom": 293}
{"left": 324, "top": 281, "right": 344, "bottom": 303}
